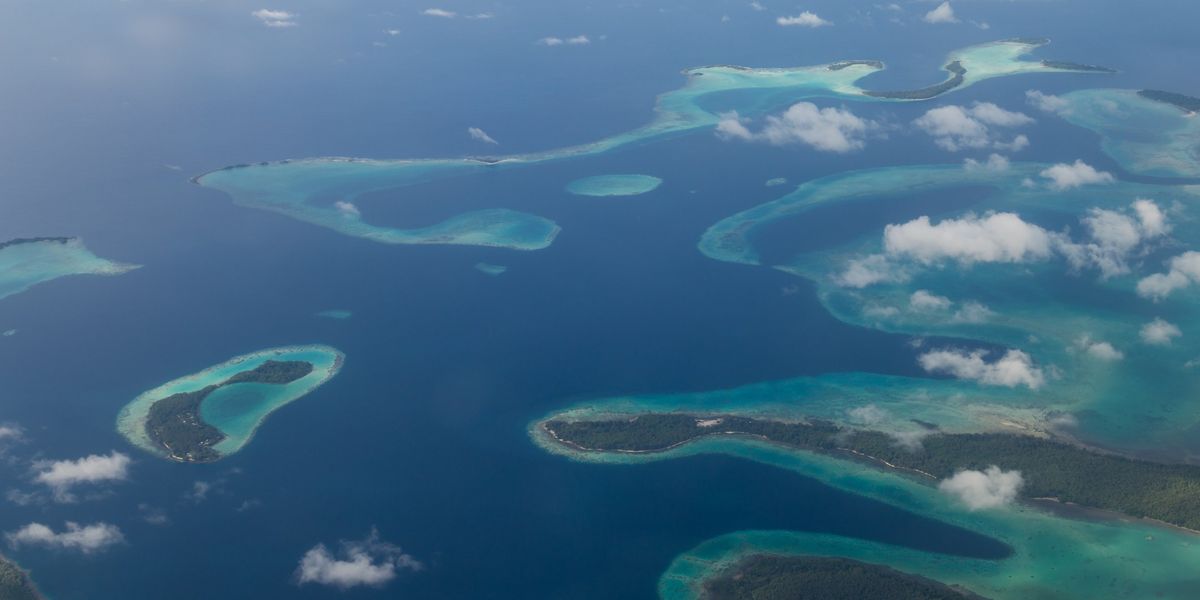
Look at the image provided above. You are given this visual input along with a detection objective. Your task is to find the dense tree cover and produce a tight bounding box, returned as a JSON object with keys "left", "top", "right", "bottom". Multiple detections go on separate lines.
{"left": 1040, "top": 60, "right": 1116, "bottom": 73}
{"left": 827, "top": 60, "right": 884, "bottom": 71}
{"left": 146, "top": 385, "right": 224, "bottom": 462}
{"left": 0, "top": 556, "right": 44, "bottom": 600}
{"left": 224, "top": 360, "right": 312, "bottom": 385}
{"left": 0, "top": 237, "right": 72, "bottom": 251}
{"left": 545, "top": 414, "right": 1200, "bottom": 530}
{"left": 702, "top": 555, "right": 982, "bottom": 600}
{"left": 143, "top": 360, "right": 314, "bottom": 462}
{"left": 1139, "top": 89, "right": 1200, "bottom": 113}
{"left": 864, "top": 61, "right": 965, "bottom": 100}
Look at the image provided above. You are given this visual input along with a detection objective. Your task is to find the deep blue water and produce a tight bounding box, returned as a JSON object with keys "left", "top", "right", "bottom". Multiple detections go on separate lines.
{"left": 2, "top": 1, "right": 1200, "bottom": 598}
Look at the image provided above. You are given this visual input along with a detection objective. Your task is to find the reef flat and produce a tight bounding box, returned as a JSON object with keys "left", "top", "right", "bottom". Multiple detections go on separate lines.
{"left": 0, "top": 555, "right": 43, "bottom": 600}
{"left": 117, "top": 345, "right": 343, "bottom": 462}
{"left": 0, "top": 237, "right": 138, "bottom": 301}
{"left": 474, "top": 262, "right": 508, "bottom": 276}
{"left": 1060, "top": 89, "right": 1200, "bottom": 177}
{"left": 195, "top": 40, "right": 1097, "bottom": 249}
{"left": 701, "top": 555, "right": 984, "bottom": 600}
{"left": 565, "top": 174, "right": 663, "bottom": 197}
{"left": 543, "top": 413, "right": 1200, "bottom": 530}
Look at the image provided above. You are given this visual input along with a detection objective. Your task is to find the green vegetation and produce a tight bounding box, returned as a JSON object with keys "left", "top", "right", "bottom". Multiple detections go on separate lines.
{"left": 864, "top": 61, "right": 966, "bottom": 100}
{"left": 0, "top": 556, "right": 44, "bottom": 600}
{"left": 1139, "top": 89, "right": 1200, "bottom": 113}
{"left": 1041, "top": 60, "right": 1116, "bottom": 73}
{"left": 544, "top": 413, "right": 1200, "bottom": 530}
{"left": 827, "top": 60, "right": 883, "bottom": 71}
{"left": 1001, "top": 37, "right": 1050, "bottom": 46}
{"left": 0, "top": 237, "right": 72, "bottom": 251}
{"left": 144, "top": 360, "right": 313, "bottom": 463}
{"left": 702, "top": 555, "right": 984, "bottom": 600}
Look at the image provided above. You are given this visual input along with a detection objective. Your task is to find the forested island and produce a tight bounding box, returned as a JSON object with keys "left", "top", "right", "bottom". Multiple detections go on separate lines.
{"left": 0, "top": 237, "right": 73, "bottom": 251}
{"left": 0, "top": 556, "right": 44, "bottom": 600}
{"left": 145, "top": 360, "right": 313, "bottom": 462}
{"left": 1040, "top": 60, "right": 1116, "bottom": 73}
{"left": 543, "top": 413, "right": 1200, "bottom": 530}
{"left": 702, "top": 555, "right": 984, "bottom": 600}
{"left": 827, "top": 60, "right": 884, "bottom": 71}
{"left": 1139, "top": 89, "right": 1200, "bottom": 113}
{"left": 864, "top": 61, "right": 966, "bottom": 100}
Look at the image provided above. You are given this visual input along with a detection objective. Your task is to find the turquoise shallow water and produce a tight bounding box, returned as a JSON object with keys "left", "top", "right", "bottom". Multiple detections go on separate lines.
{"left": 0, "top": 239, "right": 135, "bottom": 301}
{"left": 566, "top": 174, "right": 663, "bottom": 197}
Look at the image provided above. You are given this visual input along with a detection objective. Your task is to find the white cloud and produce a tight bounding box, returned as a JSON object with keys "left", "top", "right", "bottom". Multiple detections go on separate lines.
{"left": 1138, "top": 252, "right": 1200, "bottom": 300}
{"left": 1133, "top": 198, "right": 1169, "bottom": 237}
{"left": 910, "top": 290, "right": 952, "bottom": 311}
{"left": 1039, "top": 160, "right": 1114, "bottom": 190}
{"left": 538, "top": 37, "right": 563, "bottom": 46}
{"left": 1074, "top": 335, "right": 1123, "bottom": 361}
{"left": 963, "top": 153, "right": 1010, "bottom": 172}
{"left": 1058, "top": 200, "right": 1168, "bottom": 278}
{"left": 466, "top": 12, "right": 494, "bottom": 19}
{"left": 918, "top": 348, "right": 1044, "bottom": 389}
{"left": 914, "top": 103, "right": 1033, "bottom": 152}
{"left": 252, "top": 9, "right": 297, "bottom": 28}
{"left": 34, "top": 451, "right": 130, "bottom": 502}
{"left": 749, "top": 1, "right": 766, "bottom": 11}
{"left": 467, "top": 127, "right": 498, "bottom": 144}
{"left": 863, "top": 304, "right": 901, "bottom": 319}
{"left": 1026, "top": 90, "right": 1070, "bottom": 114}
{"left": 884, "top": 212, "right": 1055, "bottom": 266}
{"left": 296, "top": 529, "right": 422, "bottom": 590}
{"left": 994, "top": 134, "right": 1029, "bottom": 153}
{"left": 1141, "top": 318, "right": 1182, "bottom": 345}
{"left": 7, "top": 522, "right": 123, "bottom": 554}
{"left": 939, "top": 466, "right": 1022, "bottom": 510}
{"left": 334, "top": 201, "right": 360, "bottom": 218}
{"left": 777, "top": 12, "right": 831, "bottom": 27}
{"left": 716, "top": 103, "right": 875, "bottom": 153}
{"left": 566, "top": 35, "right": 590, "bottom": 45}
{"left": 837, "top": 254, "right": 905, "bottom": 288}
{"left": 923, "top": 2, "right": 959, "bottom": 24}
{"left": 0, "top": 425, "right": 22, "bottom": 442}
{"left": 422, "top": 8, "right": 456, "bottom": 18}
{"left": 385, "top": 29, "right": 402, "bottom": 36}
{"left": 848, "top": 404, "right": 888, "bottom": 426}
{"left": 539, "top": 35, "right": 590, "bottom": 47}
{"left": 952, "top": 301, "right": 994, "bottom": 324}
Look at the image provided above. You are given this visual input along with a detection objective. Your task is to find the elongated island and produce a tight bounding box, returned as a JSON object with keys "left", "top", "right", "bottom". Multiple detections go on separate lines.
{"left": 117, "top": 345, "right": 343, "bottom": 462}
{"left": 701, "top": 554, "right": 984, "bottom": 600}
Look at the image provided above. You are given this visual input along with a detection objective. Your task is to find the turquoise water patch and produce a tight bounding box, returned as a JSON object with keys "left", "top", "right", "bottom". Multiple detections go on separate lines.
{"left": 315, "top": 309, "right": 353, "bottom": 319}
{"left": 1061, "top": 88, "right": 1200, "bottom": 177}
{"left": 566, "top": 174, "right": 663, "bottom": 197}
{"left": 0, "top": 238, "right": 137, "bottom": 302}
{"left": 474, "top": 262, "right": 508, "bottom": 276}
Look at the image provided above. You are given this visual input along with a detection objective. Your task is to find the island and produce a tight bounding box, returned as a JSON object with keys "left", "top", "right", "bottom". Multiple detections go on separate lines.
{"left": 0, "top": 555, "right": 44, "bottom": 600}
{"left": 827, "top": 60, "right": 884, "bottom": 71}
{"left": 118, "top": 345, "right": 343, "bottom": 463}
{"left": 542, "top": 413, "right": 1200, "bottom": 531}
{"left": 474, "top": 262, "right": 508, "bottom": 276}
{"left": 1138, "top": 89, "right": 1200, "bottom": 113}
{"left": 0, "top": 236, "right": 138, "bottom": 302}
{"left": 1040, "top": 60, "right": 1116, "bottom": 73}
{"left": 565, "top": 174, "right": 663, "bottom": 197}
{"left": 864, "top": 60, "right": 966, "bottom": 100}
{"left": 702, "top": 555, "right": 984, "bottom": 600}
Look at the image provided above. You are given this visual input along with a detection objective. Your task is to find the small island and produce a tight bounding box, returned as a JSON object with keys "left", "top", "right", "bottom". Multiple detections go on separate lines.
{"left": 1040, "top": 60, "right": 1116, "bottom": 73}
{"left": 566, "top": 174, "right": 663, "bottom": 197}
{"left": 543, "top": 413, "right": 1200, "bottom": 530}
{"left": 1138, "top": 89, "right": 1200, "bottom": 113}
{"left": 118, "top": 346, "right": 343, "bottom": 463}
{"left": 864, "top": 61, "right": 966, "bottom": 100}
{"left": 0, "top": 555, "right": 44, "bottom": 600}
{"left": 827, "top": 60, "right": 884, "bottom": 71}
{"left": 702, "top": 555, "right": 984, "bottom": 600}
{"left": 0, "top": 236, "right": 138, "bottom": 302}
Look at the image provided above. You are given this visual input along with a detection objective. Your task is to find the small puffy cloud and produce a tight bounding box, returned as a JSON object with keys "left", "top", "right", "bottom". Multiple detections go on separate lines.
{"left": 749, "top": 1, "right": 766, "bottom": 10}
{"left": 964, "top": 154, "right": 1010, "bottom": 172}
{"left": 1074, "top": 335, "right": 1123, "bottom": 361}
{"left": 0, "top": 425, "right": 22, "bottom": 442}
{"left": 1039, "top": 160, "right": 1114, "bottom": 190}
{"left": 939, "top": 466, "right": 1022, "bottom": 510}
{"left": 923, "top": 1, "right": 958, "bottom": 24}
{"left": 777, "top": 12, "right": 831, "bottom": 27}
{"left": 848, "top": 404, "right": 888, "bottom": 426}
{"left": 1059, "top": 199, "right": 1168, "bottom": 278}
{"left": 1133, "top": 198, "right": 1168, "bottom": 237}
{"left": 34, "top": 451, "right": 130, "bottom": 502}
{"left": 538, "top": 37, "right": 563, "bottom": 46}
{"left": 836, "top": 254, "right": 905, "bottom": 288}
{"left": 716, "top": 103, "right": 875, "bottom": 153}
{"left": 252, "top": 9, "right": 297, "bottom": 28}
{"left": 918, "top": 348, "right": 1044, "bottom": 389}
{"left": 334, "top": 201, "right": 360, "bottom": 218}
{"left": 7, "top": 522, "right": 124, "bottom": 554}
{"left": 1138, "top": 252, "right": 1200, "bottom": 300}
{"left": 567, "top": 35, "right": 590, "bottom": 45}
{"left": 914, "top": 104, "right": 1032, "bottom": 152}
{"left": 1026, "top": 90, "right": 1070, "bottom": 114}
{"left": 952, "top": 301, "right": 994, "bottom": 324}
{"left": 539, "top": 35, "right": 589, "bottom": 47}
{"left": 421, "top": 8, "right": 456, "bottom": 18}
{"left": 884, "top": 212, "right": 1055, "bottom": 266}
{"left": 468, "top": 127, "right": 498, "bottom": 144}
{"left": 466, "top": 12, "right": 494, "bottom": 19}
{"left": 296, "top": 529, "right": 422, "bottom": 590}
{"left": 910, "top": 290, "right": 952, "bottom": 311}
{"left": 1141, "top": 318, "right": 1182, "bottom": 345}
